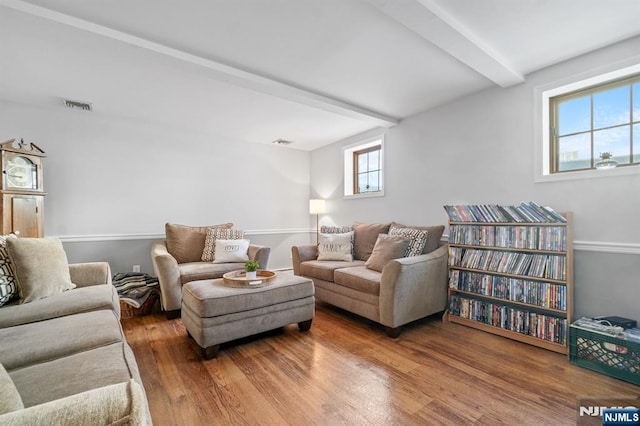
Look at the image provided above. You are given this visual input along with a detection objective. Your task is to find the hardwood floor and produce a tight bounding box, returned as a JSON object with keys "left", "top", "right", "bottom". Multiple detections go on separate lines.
{"left": 122, "top": 303, "right": 639, "bottom": 425}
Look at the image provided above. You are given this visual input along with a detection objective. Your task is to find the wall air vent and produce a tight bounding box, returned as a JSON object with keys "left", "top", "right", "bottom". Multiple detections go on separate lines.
{"left": 64, "top": 99, "right": 93, "bottom": 111}
{"left": 272, "top": 139, "right": 294, "bottom": 145}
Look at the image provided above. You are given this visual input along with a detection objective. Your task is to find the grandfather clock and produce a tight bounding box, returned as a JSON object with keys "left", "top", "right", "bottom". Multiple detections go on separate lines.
{"left": 0, "top": 139, "right": 46, "bottom": 237}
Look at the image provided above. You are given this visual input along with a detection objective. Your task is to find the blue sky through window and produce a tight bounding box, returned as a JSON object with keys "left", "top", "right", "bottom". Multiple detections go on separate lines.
{"left": 593, "top": 86, "right": 629, "bottom": 129}
{"left": 634, "top": 83, "right": 640, "bottom": 122}
{"left": 556, "top": 80, "right": 639, "bottom": 171}
{"left": 356, "top": 148, "right": 381, "bottom": 192}
{"left": 558, "top": 97, "right": 589, "bottom": 136}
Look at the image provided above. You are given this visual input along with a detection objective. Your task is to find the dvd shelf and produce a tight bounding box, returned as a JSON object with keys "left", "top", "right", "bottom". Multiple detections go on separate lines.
{"left": 445, "top": 203, "right": 573, "bottom": 354}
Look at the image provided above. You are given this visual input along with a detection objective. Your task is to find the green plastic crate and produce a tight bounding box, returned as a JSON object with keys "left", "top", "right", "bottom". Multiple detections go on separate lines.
{"left": 569, "top": 324, "right": 640, "bottom": 386}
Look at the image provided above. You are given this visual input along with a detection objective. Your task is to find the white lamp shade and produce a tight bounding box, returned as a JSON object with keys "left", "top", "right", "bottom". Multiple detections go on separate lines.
{"left": 309, "top": 199, "right": 326, "bottom": 215}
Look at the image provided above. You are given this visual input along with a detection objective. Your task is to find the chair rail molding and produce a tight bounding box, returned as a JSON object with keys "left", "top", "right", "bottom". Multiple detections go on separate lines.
{"left": 573, "top": 240, "right": 640, "bottom": 255}
{"left": 55, "top": 228, "right": 314, "bottom": 243}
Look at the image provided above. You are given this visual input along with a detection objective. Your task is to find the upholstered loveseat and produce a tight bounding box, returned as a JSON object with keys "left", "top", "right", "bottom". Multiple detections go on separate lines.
{"left": 292, "top": 222, "right": 448, "bottom": 337}
{"left": 0, "top": 237, "right": 150, "bottom": 425}
{"left": 151, "top": 223, "right": 271, "bottom": 318}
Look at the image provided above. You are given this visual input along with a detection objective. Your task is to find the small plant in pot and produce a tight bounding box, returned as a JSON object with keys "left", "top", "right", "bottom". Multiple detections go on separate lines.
{"left": 600, "top": 151, "right": 613, "bottom": 160}
{"left": 595, "top": 151, "right": 618, "bottom": 169}
{"left": 244, "top": 259, "right": 260, "bottom": 279}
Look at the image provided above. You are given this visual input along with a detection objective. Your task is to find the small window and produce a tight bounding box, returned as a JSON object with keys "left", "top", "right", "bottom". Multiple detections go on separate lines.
{"left": 353, "top": 145, "right": 381, "bottom": 194}
{"left": 549, "top": 74, "right": 640, "bottom": 173}
{"left": 343, "top": 136, "right": 384, "bottom": 198}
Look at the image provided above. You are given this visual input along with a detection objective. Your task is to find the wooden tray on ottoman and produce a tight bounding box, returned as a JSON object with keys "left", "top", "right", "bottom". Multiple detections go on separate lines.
{"left": 222, "top": 270, "right": 276, "bottom": 288}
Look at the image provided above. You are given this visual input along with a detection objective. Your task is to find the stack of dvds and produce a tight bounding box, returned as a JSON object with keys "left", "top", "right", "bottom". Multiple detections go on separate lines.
{"left": 450, "top": 295, "right": 567, "bottom": 344}
{"left": 443, "top": 201, "right": 566, "bottom": 223}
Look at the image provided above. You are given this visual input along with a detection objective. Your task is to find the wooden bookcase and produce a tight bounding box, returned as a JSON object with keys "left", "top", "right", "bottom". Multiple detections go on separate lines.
{"left": 445, "top": 205, "right": 573, "bottom": 354}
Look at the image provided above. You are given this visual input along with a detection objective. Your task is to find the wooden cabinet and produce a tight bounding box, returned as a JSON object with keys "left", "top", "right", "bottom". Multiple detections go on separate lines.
{"left": 444, "top": 204, "right": 573, "bottom": 354}
{"left": 0, "top": 139, "right": 46, "bottom": 237}
{"left": 1, "top": 194, "right": 44, "bottom": 237}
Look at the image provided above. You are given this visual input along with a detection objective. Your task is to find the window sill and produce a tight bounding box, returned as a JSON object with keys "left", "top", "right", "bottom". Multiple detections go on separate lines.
{"left": 343, "top": 190, "right": 385, "bottom": 200}
{"left": 535, "top": 164, "right": 640, "bottom": 183}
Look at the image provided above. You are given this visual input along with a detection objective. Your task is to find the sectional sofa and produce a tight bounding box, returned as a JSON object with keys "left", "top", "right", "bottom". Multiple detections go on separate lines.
{"left": 0, "top": 237, "right": 150, "bottom": 425}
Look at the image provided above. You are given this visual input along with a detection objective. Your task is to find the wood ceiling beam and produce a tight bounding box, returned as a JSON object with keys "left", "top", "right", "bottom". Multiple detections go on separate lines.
{"left": 3, "top": 0, "right": 399, "bottom": 127}
{"left": 368, "top": 0, "right": 525, "bottom": 88}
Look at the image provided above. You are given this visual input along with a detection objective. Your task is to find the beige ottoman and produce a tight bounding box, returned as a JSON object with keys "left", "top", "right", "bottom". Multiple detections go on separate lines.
{"left": 181, "top": 272, "right": 315, "bottom": 359}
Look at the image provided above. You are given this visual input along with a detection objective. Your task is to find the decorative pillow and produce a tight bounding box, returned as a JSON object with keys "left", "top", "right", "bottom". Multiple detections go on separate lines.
{"left": 0, "top": 234, "right": 18, "bottom": 307}
{"left": 6, "top": 237, "right": 75, "bottom": 304}
{"left": 352, "top": 222, "right": 391, "bottom": 261}
{"left": 365, "top": 234, "right": 411, "bottom": 272}
{"left": 0, "top": 362, "right": 23, "bottom": 414}
{"left": 317, "top": 232, "right": 354, "bottom": 261}
{"left": 320, "top": 225, "right": 355, "bottom": 255}
{"left": 390, "top": 223, "right": 445, "bottom": 254}
{"left": 389, "top": 226, "right": 429, "bottom": 257}
{"left": 320, "top": 225, "right": 354, "bottom": 234}
{"left": 202, "top": 228, "right": 245, "bottom": 262}
{"left": 165, "top": 223, "right": 233, "bottom": 264}
{"left": 212, "top": 239, "right": 250, "bottom": 263}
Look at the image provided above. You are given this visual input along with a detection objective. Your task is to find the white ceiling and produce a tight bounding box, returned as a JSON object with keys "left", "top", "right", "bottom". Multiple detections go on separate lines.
{"left": 2, "top": 0, "right": 640, "bottom": 150}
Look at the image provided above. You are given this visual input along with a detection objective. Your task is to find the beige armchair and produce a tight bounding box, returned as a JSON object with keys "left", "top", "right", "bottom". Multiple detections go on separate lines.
{"left": 151, "top": 224, "right": 270, "bottom": 318}
{"left": 292, "top": 222, "right": 448, "bottom": 337}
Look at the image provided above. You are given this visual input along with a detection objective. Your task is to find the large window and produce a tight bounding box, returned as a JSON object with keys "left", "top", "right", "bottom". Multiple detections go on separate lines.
{"left": 343, "top": 136, "right": 384, "bottom": 198}
{"left": 548, "top": 72, "right": 640, "bottom": 174}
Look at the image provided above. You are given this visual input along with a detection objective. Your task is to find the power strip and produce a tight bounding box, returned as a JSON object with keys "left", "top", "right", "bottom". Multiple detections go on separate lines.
{"left": 573, "top": 317, "right": 624, "bottom": 334}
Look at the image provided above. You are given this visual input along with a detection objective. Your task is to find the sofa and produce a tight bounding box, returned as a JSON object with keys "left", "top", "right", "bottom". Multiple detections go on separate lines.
{"left": 151, "top": 223, "right": 271, "bottom": 318}
{"left": 0, "top": 237, "right": 150, "bottom": 425}
{"left": 292, "top": 222, "right": 448, "bottom": 337}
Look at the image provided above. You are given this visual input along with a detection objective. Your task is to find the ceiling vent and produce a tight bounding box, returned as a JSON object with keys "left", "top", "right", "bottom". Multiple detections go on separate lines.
{"left": 64, "top": 99, "right": 93, "bottom": 111}
{"left": 272, "top": 139, "right": 294, "bottom": 146}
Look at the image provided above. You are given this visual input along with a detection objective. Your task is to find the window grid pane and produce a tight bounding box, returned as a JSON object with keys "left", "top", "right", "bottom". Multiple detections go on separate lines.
{"left": 558, "top": 96, "right": 590, "bottom": 136}
{"left": 558, "top": 133, "right": 591, "bottom": 171}
{"left": 634, "top": 123, "right": 640, "bottom": 163}
{"left": 593, "top": 86, "right": 630, "bottom": 129}
{"left": 594, "top": 126, "right": 631, "bottom": 165}
{"left": 368, "top": 150, "right": 379, "bottom": 170}
{"left": 633, "top": 83, "right": 640, "bottom": 122}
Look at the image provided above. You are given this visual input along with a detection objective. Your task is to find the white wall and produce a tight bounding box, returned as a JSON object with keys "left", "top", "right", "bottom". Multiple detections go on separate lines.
{"left": 1, "top": 100, "right": 311, "bottom": 271}
{"left": 311, "top": 36, "right": 640, "bottom": 319}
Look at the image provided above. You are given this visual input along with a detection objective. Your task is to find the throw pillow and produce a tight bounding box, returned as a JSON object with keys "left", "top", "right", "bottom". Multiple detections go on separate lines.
{"left": 202, "top": 228, "right": 245, "bottom": 262}
{"left": 320, "top": 225, "right": 355, "bottom": 255}
{"left": 6, "top": 237, "right": 75, "bottom": 304}
{"left": 365, "top": 234, "right": 411, "bottom": 272}
{"left": 352, "top": 222, "right": 391, "bottom": 261}
{"left": 0, "top": 362, "right": 24, "bottom": 414}
{"left": 317, "top": 232, "right": 354, "bottom": 261}
{"left": 212, "top": 239, "right": 250, "bottom": 263}
{"left": 0, "top": 234, "right": 18, "bottom": 307}
{"left": 389, "top": 226, "right": 429, "bottom": 257}
{"left": 390, "top": 222, "right": 444, "bottom": 254}
{"left": 320, "top": 225, "right": 354, "bottom": 234}
{"left": 165, "top": 223, "right": 233, "bottom": 264}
